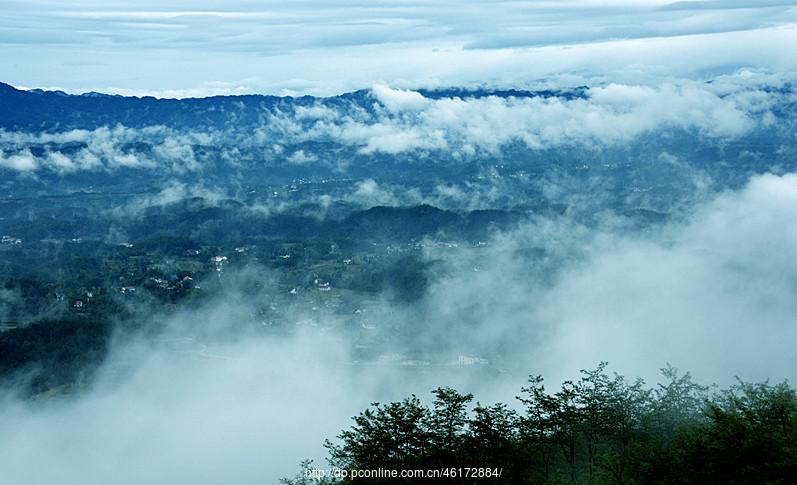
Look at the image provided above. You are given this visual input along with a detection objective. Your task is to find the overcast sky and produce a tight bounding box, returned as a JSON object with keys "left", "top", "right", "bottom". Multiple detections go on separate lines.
{"left": 2, "top": 0, "right": 797, "bottom": 96}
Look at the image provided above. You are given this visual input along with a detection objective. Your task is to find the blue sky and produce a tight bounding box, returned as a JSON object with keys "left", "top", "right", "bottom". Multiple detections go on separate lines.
{"left": 1, "top": 0, "right": 797, "bottom": 96}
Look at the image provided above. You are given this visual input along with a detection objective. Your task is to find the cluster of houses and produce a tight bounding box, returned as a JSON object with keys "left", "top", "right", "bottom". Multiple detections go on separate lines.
{"left": 313, "top": 278, "right": 332, "bottom": 292}
{"left": 1, "top": 235, "right": 21, "bottom": 245}
{"left": 211, "top": 255, "right": 228, "bottom": 272}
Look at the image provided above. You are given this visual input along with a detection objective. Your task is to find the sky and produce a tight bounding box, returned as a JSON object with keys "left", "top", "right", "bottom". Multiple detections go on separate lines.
{"left": 2, "top": 0, "right": 797, "bottom": 96}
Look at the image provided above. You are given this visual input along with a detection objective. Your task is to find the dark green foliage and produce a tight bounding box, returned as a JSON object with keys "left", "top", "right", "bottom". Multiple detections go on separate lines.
{"left": 373, "top": 255, "right": 435, "bottom": 303}
{"left": 0, "top": 317, "right": 111, "bottom": 396}
{"left": 429, "top": 387, "right": 474, "bottom": 465}
{"left": 326, "top": 395, "right": 432, "bottom": 473}
{"left": 317, "top": 365, "right": 797, "bottom": 484}
{"left": 668, "top": 381, "right": 797, "bottom": 484}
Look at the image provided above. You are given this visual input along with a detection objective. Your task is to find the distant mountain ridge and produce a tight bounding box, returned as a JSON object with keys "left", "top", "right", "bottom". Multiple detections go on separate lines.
{"left": 0, "top": 81, "right": 588, "bottom": 131}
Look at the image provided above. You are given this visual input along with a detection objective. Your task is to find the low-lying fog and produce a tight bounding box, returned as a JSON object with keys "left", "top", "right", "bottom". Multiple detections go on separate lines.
{"left": 2, "top": 171, "right": 796, "bottom": 484}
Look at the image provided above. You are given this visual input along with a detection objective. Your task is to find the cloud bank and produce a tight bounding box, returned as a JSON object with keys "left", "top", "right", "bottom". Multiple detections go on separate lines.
{"left": 2, "top": 1, "right": 797, "bottom": 95}
{"left": 0, "top": 126, "right": 211, "bottom": 174}
{"left": 1, "top": 71, "right": 794, "bottom": 175}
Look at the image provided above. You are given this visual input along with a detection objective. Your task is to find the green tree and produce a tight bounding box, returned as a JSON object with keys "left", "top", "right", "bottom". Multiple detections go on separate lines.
{"left": 427, "top": 387, "right": 473, "bottom": 466}
{"left": 325, "top": 395, "right": 431, "bottom": 473}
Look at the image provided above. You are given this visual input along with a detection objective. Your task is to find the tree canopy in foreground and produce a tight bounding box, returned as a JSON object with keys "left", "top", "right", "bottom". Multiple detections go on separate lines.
{"left": 284, "top": 363, "right": 797, "bottom": 484}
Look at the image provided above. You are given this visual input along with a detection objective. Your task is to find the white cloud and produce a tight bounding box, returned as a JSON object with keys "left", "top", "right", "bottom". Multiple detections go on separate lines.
{"left": 347, "top": 178, "right": 423, "bottom": 207}
{"left": 533, "top": 172, "right": 797, "bottom": 382}
{"left": 285, "top": 149, "right": 317, "bottom": 165}
{"left": 309, "top": 73, "right": 778, "bottom": 155}
{"left": 1, "top": 1, "right": 796, "bottom": 95}
{"left": 116, "top": 182, "right": 229, "bottom": 217}
{"left": 371, "top": 84, "right": 432, "bottom": 113}
{"left": 0, "top": 126, "right": 214, "bottom": 174}
{"left": 0, "top": 150, "right": 37, "bottom": 172}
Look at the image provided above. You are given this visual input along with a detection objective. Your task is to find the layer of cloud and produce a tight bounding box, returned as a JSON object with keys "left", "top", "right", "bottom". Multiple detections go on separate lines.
{"left": 2, "top": 71, "right": 793, "bottom": 175}
{"left": 412, "top": 171, "right": 797, "bottom": 384}
{"left": 333, "top": 79, "right": 765, "bottom": 154}
{"left": 2, "top": 1, "right": 797, "bottom": 95}
{"left": 0, "top": 268, "right": 514, "bottom": 485}
{"left": 0, "top": 126, "right": 212, "bottom": 174}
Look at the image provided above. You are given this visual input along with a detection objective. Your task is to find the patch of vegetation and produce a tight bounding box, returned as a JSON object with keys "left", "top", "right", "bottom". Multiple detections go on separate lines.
{"left": 287, "top": 363, "right": 797, "bottom": 484}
